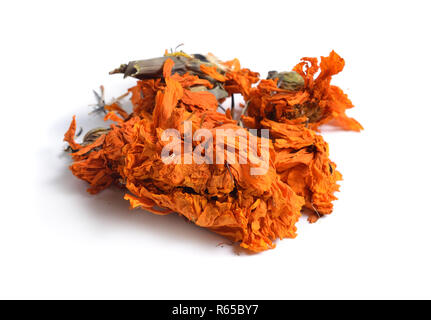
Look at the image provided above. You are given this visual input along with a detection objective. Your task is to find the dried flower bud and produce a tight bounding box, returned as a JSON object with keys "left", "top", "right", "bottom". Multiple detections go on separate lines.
{"left": 82, "top": 127, "right": 111, "bottom": 146}
{"left": 267, "top": 71, "right": 304, "bottom": 91}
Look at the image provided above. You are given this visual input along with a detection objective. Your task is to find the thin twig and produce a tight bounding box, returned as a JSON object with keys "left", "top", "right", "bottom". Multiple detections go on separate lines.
{"left": 231, "top": 94, "right": 235, "bottom": 114}
{"left": 310, "top": 200, "right": 321, "bottom": 218}
{"left": 225, "top": 162, "right": 235, "bottom": 185}
{"left": 217, "top": 105, "right": 226, "bottom": 113}
{"left": 76, "top": 127, "right": 83, "bottom": 137}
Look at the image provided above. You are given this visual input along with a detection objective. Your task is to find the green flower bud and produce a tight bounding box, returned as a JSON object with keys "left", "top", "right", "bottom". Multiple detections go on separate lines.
{"left": 267, "top": 71, "right": 305, "bottom": 91}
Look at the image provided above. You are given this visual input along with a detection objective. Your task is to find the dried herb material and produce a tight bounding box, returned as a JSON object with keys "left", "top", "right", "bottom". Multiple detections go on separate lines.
{"left": 64, "top": 49, "right": 361, "bottom": 251}
{"left": 65, "top": 58, "right": 304, "bottom": 252}
{"left": 262, "top": 118, "right": 341, "bottom": 222}
{"left": 238, "top": 51, "right": 360, "bottom": 221}
{"left": 243, "top": 51, "right": 363, "bottom": 132}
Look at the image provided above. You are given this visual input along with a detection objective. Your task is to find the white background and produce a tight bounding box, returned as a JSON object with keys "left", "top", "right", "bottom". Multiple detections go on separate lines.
{"left": 1, "top": 0, "right": 430, "bottom": 299}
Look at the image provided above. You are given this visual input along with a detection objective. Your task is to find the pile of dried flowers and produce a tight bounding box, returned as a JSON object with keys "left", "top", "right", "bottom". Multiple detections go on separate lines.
{"left": 64, "top": 49, "right": 361, "bottom": 252}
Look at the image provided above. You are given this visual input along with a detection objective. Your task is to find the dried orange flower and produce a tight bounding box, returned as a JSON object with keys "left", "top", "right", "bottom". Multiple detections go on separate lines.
{"left": 244, "top": 51, "right": 363, "bottom": 132}
{"left": 64, "top": 50, "right": 361, "bottom": 251}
